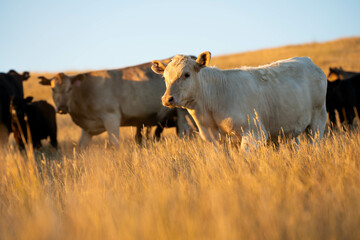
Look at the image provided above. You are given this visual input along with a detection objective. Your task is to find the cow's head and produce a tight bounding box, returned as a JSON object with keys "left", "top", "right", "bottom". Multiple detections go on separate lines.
{"left": 38, "top": 72, "right": 79, "bottom": 114}
{"left": 152, "top": 51, "right": 211, "bottom": 109}
{"left": 8, "top": 70, "right": 30, "bottom": 82}
{"left": 6, "top": 70, "right": 30, "bottom": 98}
{"left": 328, "top": 67, "right": 343, "bottom": 81}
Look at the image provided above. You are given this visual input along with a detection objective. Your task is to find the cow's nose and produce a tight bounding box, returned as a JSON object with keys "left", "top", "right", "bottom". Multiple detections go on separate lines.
{"left": 162, "top": 95, "right": 175, "bottom": 107}
{"left": 57, "top": 106, "right": 68, "bottom": 114}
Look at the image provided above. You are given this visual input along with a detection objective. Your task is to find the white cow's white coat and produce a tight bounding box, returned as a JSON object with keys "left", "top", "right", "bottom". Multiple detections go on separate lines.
{"left": 153, "top": 53, "right": 327, "bottom": 149}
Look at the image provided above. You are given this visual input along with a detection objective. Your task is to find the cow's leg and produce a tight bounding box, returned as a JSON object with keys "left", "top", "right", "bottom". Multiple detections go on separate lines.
{"left": 198, "top": 125, "right": 219, "bottom": 144}
{"left": 336, "top": 108, "right": 345, "bottom": 125}
{"left": 103, "top": 115, "right": 120, "bottom": 146}
{"left": 33, "top": 139, "right": 42, "bottom": 149}
{"left": 145, "top": 127, "right": 152, "bottom": 139}
{"left": 307, "top": 106, "right": 327, "bottom": 142}
{"left": 345, "top": 105, "right": 356, "bottom": 126}
{"left": 50, "top": 131, "right": 58, "bottom": 149}
{"left": 0, "top": 124, "right": 9, "bottom": 146}
{"left": 240, "top": 122, "right": 268, "bottom": 151}
{"left": 79, "top": 129, "right": 92, "bottom": 148}
{"left": 240, "top": 131, "right": 268, "bottom": 151}
{"left": 135, "top": 125, "right": 143, "bottom": 145}
{"left": 327, "top": 108, "right": 337, "bottom": 128}
{"left": 176, "top": 109, "right": 190, "bottom": 138}
{"left": 154, "top": 123, "right": 164, "bottom": 141}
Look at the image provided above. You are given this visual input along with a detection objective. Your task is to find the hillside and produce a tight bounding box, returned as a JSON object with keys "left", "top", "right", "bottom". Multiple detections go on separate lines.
{"left": 25, "top": 37, "right": 360, "bottom": 103}
{"left": 212, "top": 37, "right": 360, "bottom": 73}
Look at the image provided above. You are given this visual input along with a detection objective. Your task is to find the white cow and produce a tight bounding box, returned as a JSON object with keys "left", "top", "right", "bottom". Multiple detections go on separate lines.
{"left": 152, "top": 52, "right": 327, "bottom": 150}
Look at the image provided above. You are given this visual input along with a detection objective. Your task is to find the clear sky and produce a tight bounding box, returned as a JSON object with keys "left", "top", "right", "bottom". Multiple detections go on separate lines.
{"left": 1, "top": 0, "right": 359, "bottom": 72}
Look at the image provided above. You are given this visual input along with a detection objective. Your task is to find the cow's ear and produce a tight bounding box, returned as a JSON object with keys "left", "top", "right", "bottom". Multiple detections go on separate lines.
{"left": 38, "top": 76, "right": 52, "bottom": 86}
{"left": 22, "top": 71, "right": 30, "bottom": 81}
{"left": 152, "top": 60, "right": 167, "bottom": 75}
{"left": 71, "top": 74, "right": 84, "bottom": 86}
{"left": 24, "top": 96, "right": 33, "bottom": 103}
{"left": 58, "top": 72, "right": 67, "bottom": 79}
{"left": 8, "top": 69, "right": 18, "bottom": 75}
{"left": 196, "top": 51, "right": 211, "bottom": 68}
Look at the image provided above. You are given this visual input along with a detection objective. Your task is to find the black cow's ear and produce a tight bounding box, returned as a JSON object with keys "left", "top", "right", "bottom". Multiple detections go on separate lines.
{"left": 22, "top": 71, "right": 30, "bottom": 81}
{"left": 8, "top": 69, "right": 19, "bottom": 76}
{"left": 38, "top": 76, "right": 52, "bottom": 86}
{"left": 24, "top": 96, "right": 33, "bottom": 103}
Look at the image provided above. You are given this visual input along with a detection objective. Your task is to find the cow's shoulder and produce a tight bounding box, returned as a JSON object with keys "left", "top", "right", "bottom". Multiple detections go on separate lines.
{"left": 120, "top": 62, "right": 162, "bottom": 82}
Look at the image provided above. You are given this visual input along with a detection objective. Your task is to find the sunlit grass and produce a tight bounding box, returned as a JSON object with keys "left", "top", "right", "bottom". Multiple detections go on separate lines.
{"left": 1, "top": 128, "right": 360, "bottom": 240}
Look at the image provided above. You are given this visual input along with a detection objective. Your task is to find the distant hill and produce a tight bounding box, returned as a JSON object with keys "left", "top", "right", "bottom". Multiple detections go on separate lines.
{"left": 211, "top": 37, "right": 360, "bottom": 74}
{"left": 25, "top": 37, "right": 360, "bottom": 102}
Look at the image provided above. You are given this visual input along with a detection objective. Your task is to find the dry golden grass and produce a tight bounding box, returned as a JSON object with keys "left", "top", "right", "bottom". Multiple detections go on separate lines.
{"left": 1, "top": 37, "right": 360, "bottom": 240}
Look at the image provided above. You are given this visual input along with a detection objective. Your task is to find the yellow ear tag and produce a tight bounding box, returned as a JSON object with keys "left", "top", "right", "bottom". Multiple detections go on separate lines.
{"left": 50, "top": 80, "right": 56, "bottom": 88}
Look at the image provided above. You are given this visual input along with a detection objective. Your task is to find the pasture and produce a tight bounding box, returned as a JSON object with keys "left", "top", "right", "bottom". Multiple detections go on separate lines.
{"left": 1, "top": 37, "right": 360, "bottom": 240}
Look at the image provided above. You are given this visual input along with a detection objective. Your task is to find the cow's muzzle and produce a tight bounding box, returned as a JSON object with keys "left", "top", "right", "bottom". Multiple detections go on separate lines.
{"left": 162, "top": 95, "right": 175, "bottom": 108}
{"left": 57, "top": 106, "right": 69, "bottom": 114}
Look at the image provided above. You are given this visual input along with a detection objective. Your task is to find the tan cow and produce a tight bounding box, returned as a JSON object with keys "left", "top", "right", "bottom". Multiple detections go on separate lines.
{"left": 152, "top": 52, "right": 327, "bottom": 150}
{"left": 39, "top": 61, "right": 194, "bottom": 147}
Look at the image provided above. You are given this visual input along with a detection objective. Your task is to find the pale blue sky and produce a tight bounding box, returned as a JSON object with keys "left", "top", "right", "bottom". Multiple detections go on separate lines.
{"left": 1, "top": 0, "right": 359, "bottom": 72}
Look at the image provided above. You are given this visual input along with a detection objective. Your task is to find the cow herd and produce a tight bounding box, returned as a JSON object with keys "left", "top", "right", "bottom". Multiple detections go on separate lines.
{"left": 0, "top": 52, "right": 359, "bottom": 151}
{"left": 0, "top": 70, "right": 57, "bottom": 150}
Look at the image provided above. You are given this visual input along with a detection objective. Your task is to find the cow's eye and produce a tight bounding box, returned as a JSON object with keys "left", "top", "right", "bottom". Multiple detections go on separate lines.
{"left": 184, "top": 72, "right": 190, "bottom": 78}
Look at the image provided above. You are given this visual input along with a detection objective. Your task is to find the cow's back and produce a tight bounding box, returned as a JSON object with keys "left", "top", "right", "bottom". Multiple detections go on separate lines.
{"left": 28, "top": 101, "right": 57, "bottom": 140}
{"left": 251, "top": 57, "right": 327, "bottom": 135}
{"left": 68, "top": 63, "right": 173, "bottom": 133}
{"left": 213, "top": 57, "right": 327, "bottom": 137}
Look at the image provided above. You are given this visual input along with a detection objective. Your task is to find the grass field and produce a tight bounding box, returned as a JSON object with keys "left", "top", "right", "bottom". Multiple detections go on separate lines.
{"left": 1, "top": 37, "right": 360, "bottom": 240}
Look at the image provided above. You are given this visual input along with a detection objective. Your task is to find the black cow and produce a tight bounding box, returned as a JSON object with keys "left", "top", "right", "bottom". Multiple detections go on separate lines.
{"left": 11, "top": 97, "right": 58, "bottom": 150}
{"left": 326, "top": 73, "right": 360, "bottom": 127}
{"left": 328, "top": 67, "right": 359, "bottom": 80}
{"left": 0, "top": 70, "right": 30, "bottom": 143}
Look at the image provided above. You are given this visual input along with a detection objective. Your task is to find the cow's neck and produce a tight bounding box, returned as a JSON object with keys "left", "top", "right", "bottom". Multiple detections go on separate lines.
{"left": 187, "top": 68, "right": 229, "bottom": 128}
{"left": 338, "top": 70, "right": 358, "bottom": 80}
{"left": 197, "top": 67, "right": 229, "bottom": 112}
